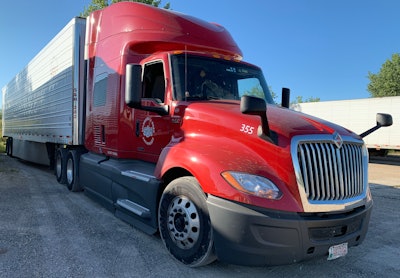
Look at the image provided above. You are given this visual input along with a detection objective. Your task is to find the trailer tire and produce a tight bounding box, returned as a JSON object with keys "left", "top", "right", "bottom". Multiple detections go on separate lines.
{"left": 368, "top": 149, "right": 388, "bottom": 157}
{"left": 55, "top": 148, "right": 67, "bottom": 184}
{"left": 66, "top": 150, "right": 83, "bottom": 192}
{"left": 158, "top": 177, "right": 216, "bottom": 267}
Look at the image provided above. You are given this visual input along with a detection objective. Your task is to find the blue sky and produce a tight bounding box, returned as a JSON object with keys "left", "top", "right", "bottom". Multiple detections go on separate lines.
{"left": 1, "top": 0, "right": 399, "bottom": 108}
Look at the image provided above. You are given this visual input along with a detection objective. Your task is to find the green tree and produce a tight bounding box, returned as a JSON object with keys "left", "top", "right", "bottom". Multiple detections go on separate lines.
{"left": 81, "top": 0, "right": 170, "bottom": 17}
{"left": 367, "top": 53, "right": 400, "bottom": 97}
{"left": 290, "top": 95, "right": 320, "bottom": 105}
{"left": 245, "top": 84, "right": 265, "bottom": 99}
{"left": 269, "top": 86, "right": 278, "bottom": 102}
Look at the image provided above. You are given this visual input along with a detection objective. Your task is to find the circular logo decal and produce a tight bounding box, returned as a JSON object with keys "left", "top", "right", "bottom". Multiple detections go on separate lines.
{"left": 142, "top": 117, "right": 155, "bottom": 145}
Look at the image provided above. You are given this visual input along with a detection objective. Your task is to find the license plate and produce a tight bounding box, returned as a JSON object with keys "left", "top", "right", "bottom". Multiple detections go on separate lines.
{"left": 327, "top": 242, "right": 348, "bottom": 260}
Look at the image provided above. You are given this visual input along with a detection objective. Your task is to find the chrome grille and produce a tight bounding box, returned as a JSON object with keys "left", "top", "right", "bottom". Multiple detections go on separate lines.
{"left": 296, "top": 140, "right": 365, "bottom": 202}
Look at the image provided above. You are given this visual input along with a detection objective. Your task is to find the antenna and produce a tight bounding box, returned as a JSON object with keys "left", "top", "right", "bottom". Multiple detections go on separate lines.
{"left": 184, "top": 45, "right": 188, "bottom": 101}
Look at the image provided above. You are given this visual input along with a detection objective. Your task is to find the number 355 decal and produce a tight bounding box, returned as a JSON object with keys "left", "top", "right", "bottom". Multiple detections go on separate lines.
{"left": 240, "top": 124, "right": 255, "bottom": 135}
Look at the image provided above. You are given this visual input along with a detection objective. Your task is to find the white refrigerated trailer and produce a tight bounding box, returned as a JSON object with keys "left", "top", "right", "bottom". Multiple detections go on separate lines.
{"left": 1, "top": 18, "right": 86, "bottom": 165}
{"left": 294, "top": 96, "right": 399, "bottom": 153}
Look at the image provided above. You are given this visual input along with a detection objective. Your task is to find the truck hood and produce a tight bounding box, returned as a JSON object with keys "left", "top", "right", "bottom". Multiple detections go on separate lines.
{"left": 175, "top": 100, "right": 364, "bottom": 212}
{"left": 182, "top": 101, "right": 358, "bottom": 147}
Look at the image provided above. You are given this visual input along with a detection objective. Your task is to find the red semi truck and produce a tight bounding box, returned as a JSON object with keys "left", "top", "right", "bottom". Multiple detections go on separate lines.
{"left": 2, "top": 2, "right": 392, "bottom": 267}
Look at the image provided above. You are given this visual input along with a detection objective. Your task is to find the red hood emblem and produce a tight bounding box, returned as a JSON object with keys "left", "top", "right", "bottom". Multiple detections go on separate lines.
{"left": 333, "top": 132, "right": 343, "bottom": 149}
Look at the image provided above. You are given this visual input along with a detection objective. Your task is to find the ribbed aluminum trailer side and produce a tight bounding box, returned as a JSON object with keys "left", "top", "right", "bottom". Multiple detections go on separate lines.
{"left": 2, "top": 18, "right": 86, "bottom": 165}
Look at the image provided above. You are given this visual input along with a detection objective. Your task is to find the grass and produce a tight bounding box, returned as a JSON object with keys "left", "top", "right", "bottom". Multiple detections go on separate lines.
{"left": 0, "top": 168, "right": 18, "bottom": 173}
{"left": 388, "top": 150, "right": 400, "bottom": 156}
{"left": 0, "top": 140, "right": 5, "bottom": 153}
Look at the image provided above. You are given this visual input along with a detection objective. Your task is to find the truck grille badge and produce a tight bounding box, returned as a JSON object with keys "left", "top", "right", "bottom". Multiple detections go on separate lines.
{"left": 332, "top": 132, "right": 343, "bottom": 149}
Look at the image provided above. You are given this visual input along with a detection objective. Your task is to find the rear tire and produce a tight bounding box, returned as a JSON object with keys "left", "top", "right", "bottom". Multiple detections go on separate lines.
{"left": 66, "top": 150, "right": 83, "bottom": 192}
{"left": 158, "top": 176, "right": 216, "bottom": 267}
{"left": 368, "top": 149, "right": 388, "bottom": 157}
{"left": 55, "top": 148, "right": 67, "bottom": 184}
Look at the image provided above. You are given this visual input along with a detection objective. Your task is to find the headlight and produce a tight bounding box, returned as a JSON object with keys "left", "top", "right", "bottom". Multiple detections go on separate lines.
{"left": 221, "top": 171, "right": 282, "bottom": 200}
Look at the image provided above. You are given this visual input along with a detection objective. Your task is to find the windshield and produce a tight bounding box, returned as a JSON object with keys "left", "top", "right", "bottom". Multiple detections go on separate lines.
{"left": 171, "top": 54, "right": 274, "bottom": 104}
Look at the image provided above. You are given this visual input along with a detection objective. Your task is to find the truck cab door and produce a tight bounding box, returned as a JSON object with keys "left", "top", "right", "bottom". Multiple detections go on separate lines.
{"left": 133, "top": 61, "right": 171, "bottom": 158}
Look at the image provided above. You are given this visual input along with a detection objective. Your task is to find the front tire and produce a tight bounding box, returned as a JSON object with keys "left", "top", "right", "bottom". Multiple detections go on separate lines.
{"left": 158, "top": 177, "right": 216, "bottom": 267}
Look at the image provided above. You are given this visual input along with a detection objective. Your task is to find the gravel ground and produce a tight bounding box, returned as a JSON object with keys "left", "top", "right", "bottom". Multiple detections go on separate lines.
{"left": 0, "top": 153, "right": 399, "bottom": 277}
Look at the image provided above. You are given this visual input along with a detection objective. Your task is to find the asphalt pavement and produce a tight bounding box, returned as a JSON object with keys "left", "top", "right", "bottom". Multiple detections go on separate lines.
{"left": 0, "top": 153, "right": 399, "bottom": 277}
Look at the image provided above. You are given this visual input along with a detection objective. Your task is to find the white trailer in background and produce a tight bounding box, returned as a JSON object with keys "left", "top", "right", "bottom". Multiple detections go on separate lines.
{"left": 295, "top": 96, "right": 399, "bottom": 154}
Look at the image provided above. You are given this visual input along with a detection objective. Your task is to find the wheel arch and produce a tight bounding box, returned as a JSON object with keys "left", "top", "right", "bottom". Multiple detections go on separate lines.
{"left": 157, "top": 167, "right": 194, "bottom": 209}
{"left": 162, "top": 167, "right": 192, "bottom": 187}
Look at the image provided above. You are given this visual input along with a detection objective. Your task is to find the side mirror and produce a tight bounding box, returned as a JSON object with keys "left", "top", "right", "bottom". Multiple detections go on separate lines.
{"left": 125, "top": 64, "right": 168, "bottom": 115}
{"left": 359, "top": 113, "right": 393, "bottom": 138}
{"left": 125, "top": 64, "right": 142, "bottom": 108}
{"left": 240, "top": 95, "right": 272, "bottom": 141}
{"left": 240, "top": 95, "right": 267, "bottom": 115}
{"left": 376, "top": 113, "right": 393, "bottom": 127}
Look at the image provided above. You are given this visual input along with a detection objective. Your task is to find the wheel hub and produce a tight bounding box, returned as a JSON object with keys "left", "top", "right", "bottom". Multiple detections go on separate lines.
{"left": 174, "top": 213, "right": 186, "bottom": 232}
{"left": 167, "top": 196, "right": 200, "bottom": 249}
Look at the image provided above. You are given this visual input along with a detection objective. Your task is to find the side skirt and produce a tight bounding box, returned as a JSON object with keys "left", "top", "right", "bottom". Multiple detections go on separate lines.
{"left": 79, "top": 152, "right": 162, "bottom": 235}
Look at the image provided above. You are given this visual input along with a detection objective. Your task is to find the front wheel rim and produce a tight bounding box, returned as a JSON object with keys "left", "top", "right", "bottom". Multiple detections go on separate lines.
{"left": 167, "top": 195, "right": 200, "bottom": 249}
